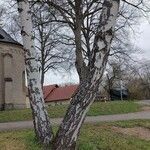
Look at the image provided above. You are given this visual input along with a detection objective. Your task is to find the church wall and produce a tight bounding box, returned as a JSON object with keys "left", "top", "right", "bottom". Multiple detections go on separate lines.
{"left": 12, "top": 44, "right": 26, "bottom": 108}
{"left": 0, "top": 54, "right": 4, "bottom": 109}
{"left": 0, "top": 42, "right": 26, "bottom": 109}
{"left": 3, "top": 54, "right": 14, "bottom": 109}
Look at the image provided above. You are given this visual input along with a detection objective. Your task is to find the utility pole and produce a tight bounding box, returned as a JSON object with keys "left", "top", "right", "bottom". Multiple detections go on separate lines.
{"left": 120, "top": 79, "right": 123, "bottom": 100}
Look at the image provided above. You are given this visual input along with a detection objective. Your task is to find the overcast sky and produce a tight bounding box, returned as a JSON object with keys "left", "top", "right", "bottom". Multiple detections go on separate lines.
{"left": 136, "top": 21, "right": 150, "bottom": 60}
{"left": 44, "top": 21, "right": 150, "bottom": 85}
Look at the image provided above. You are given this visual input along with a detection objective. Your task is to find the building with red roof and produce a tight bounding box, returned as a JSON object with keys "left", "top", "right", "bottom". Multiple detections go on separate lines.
{"left": 26, "top": 84, "right": 78, "bottom": 107}
{"left": 44, "top": 84, "right": 78, "bottom": 105}
{"left": 43, "top": 84, "right": 59, "bottom": 99}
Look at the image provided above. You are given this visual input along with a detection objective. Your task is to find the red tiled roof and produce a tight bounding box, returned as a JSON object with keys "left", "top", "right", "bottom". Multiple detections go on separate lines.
{"left": 43, "top": 84, "right": 59, "bottom": 99}
{"left": 44, "top": 85, "right": 78, "bottom": 103}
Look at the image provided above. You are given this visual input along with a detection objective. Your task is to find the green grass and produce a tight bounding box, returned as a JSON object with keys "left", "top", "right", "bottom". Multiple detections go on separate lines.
{"left": 87, "top": 101, "right": 141, "bottom": 116}
{"left": 79, "top": 120, "right": 150, "bottom": 150}
{"left": 0, "top": 101, "right": 141, "bottom": 123}
{"left": 1, "top": 120, "right": 150, "bottom": 150}
{"left": 108, "top": 119, "right": 150, "bottom": 129}
{"left": 0, "top": 129, "right": 43, "bottom": 150}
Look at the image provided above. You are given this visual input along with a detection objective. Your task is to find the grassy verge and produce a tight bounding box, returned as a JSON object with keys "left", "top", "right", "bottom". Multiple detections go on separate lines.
{"left": 0, "top": 101, "right": 141, "bottom": 123}
{"left": 1, "top": 120, "right": 150, "bottom": 150}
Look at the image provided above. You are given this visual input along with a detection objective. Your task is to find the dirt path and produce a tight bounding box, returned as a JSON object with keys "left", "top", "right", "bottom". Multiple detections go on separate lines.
{"left": 1, "top": 110, "right": 150, "bottom": 131}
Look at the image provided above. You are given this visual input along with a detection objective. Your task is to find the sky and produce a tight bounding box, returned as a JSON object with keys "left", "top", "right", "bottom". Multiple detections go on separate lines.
{"left": 44, "top": 69, "right": 79, "bottom": 85}
{"left": 136, "top": 22, "right": 150, "bottom": 60}
{"left": 44, "top": 21, "right": 150, "bottom": 85}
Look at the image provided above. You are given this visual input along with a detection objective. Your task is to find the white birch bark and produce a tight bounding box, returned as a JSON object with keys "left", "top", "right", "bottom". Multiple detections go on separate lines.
{"left": 17, "top": 0, "right": 53, "bottom": 144}
{"left": 54, "top": 0, "right": 120, "bottom": 149}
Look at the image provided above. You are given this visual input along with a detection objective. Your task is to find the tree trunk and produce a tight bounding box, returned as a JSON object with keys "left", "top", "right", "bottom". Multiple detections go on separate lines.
{"left": 53, "top": 0, "right": 120, "bottom": 149}
{"left": 74, "top": 0, "right": 87, "bottom": 83}
{"left": 41, "top": 62, "right": 45, "bottom": 89}
{"left": 17, "top": 0, "right": 53, "bottom": 145}
{"left": 106, "top": 74, "right": 111, "bottom": 100}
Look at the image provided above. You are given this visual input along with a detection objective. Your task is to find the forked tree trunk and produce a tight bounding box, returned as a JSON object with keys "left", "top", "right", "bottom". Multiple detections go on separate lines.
{"left": 17, "top": 0, "right": 53, "bottom": 145}
{"left": 53, "top": 0, "right": 120, "bottom": 149}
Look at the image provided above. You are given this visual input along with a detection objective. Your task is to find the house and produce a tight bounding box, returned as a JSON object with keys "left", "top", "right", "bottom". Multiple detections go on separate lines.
{"left": 43, "top": 84, "right": 59, "bottom": 100}
{"left": 26, "top": 84, "right": 78, "bottom": 107}
{"left": 44, "top": 84, "right": 78, "bottom": 106}
{"left": 0, "top": 28, "right": 26, "bottom": 110}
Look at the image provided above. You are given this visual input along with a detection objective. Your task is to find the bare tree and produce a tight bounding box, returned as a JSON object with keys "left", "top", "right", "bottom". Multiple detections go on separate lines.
{"left": 105, "top": 60, "right": 150, "bottom": 100}
{"left": 0, "top": 6, "right": 7, "bottom": 27}
{"left": 126, "top": 61, "right": 150, "bottom": 99}
{"left": 104, "top": 59, "right": 133, "bottom": 100}
{"left": 105, "top": 62, "right": 123, "bottom": 100}
{"left": 32, "top": 3, "right": 74, "bottom": 87}
{"left": 17, "top": 0, "right": 120, "bottom": 148}
{"left": 7, "top": 0, "right": 148, "bottom": 87}
{"left": 43, "top": 0, "right": 149, "bottom": 83}
{"left": 16, "top": 0, "right": 150, "bottom": 149}
{"left": 53, "top": 0, "right": 120, "bottom": 149}
{"left": 16, "top": 0, "right": 53, "bottom": 144}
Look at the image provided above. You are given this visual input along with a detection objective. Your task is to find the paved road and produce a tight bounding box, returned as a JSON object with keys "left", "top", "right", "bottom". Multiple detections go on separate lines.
{"left": 1, "top": 110, "right": 150, "bottom": 131}
{"left": 136, "top": 100, "right": 150, "bottom": 105}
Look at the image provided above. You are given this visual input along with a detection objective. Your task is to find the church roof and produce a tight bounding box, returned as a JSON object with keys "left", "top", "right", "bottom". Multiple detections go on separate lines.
{"left": 0, "top": 27, "right": 22, "bottom": 46}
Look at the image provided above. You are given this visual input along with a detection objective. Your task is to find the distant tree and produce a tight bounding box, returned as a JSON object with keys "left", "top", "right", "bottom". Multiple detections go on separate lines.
{"left": 105, "top": 60, "right": 150, "bottom": 100}
{"left": 104, "top": 62, "right": 123, "bottom": 100}
{"left": 32, "top": 3, "right": 74, "bottom": 87}
{"left": 126, "top": 61, "right": 150, "bottom": 99}
{"left": 0, "top": 6, "right": 6, "bottom": 27}
{"left": 140, "top": 62, "right": 150, "bottom": 98}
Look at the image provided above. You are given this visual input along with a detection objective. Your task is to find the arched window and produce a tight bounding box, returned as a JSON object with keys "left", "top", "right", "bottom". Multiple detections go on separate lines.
{"left": 3, "top": 53, "right": 13, "bottom": 80}
{"left": 22, "top": 71, "right": 26, "bottom": 92}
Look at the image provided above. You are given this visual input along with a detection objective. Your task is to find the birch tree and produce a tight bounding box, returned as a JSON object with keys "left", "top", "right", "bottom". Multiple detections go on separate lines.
{"left": 16, "top": 0, "right": 150, "bottom": 149}
{"left": 16, "top": 0, "right": 53, "bottom": 144}
{"left": 16, "top": 0, "right": 120, "bottom": 148}
{"left": 53, "top": 0, "right": 120, "bottom": 149}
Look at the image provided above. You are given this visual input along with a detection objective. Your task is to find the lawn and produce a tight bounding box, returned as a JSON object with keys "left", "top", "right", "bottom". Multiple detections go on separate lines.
{"left": 1, "top": 120, "right": 150, "bottom": 150}
{"left": 0, "top": 101, "right": 141, "bottom": 123}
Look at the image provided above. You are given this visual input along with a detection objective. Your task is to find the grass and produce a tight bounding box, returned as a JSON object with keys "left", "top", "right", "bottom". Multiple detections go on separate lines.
{"left": 87, "top": 100, "right": 141, "bottom": 116}
{"left": 108, "top": 119, "right": 150, "bottom": 129}
{"left": 0, "top": 101, "right": 141, "bottom": 123}
{"left": 0, "top": 129, "right": 42, "bottom": 150}
{"left": 79, "top": 120, "right": 150, "bottom": 150}
{"left": 1, "top": 120, "right": 150, "bottom": 150}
